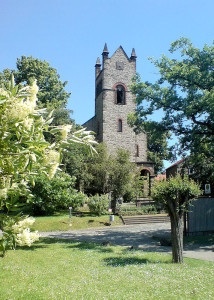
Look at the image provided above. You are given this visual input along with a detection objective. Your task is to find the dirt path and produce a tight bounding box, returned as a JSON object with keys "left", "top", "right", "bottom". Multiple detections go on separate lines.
{"left": 40, "top": 223, "right": 214, "bottom": 262}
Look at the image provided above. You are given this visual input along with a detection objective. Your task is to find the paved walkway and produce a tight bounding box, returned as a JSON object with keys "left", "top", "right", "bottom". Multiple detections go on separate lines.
{"left": 40, "top": 223, "right": 214, "bottom": 262}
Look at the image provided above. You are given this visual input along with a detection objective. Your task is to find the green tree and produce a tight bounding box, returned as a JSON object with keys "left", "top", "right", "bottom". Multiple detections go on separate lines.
{"left": 152, "top": 175, "right": 201, "bottom": 263}
{"left": 84, "top": 144, "right": 137, "bottom": 213}
{"left": 130, "top": 38, "right": 214, "bottom": 177}
{"left": 15, "top": 56, "right": 71, "bottom": 109}
{"left": 61, "top": 143, "right": 93, "bottom": 190}
{"left": 109, "top": 149, "right": 136, "bottom": 212}
{"left": 84, "top": 143, "right": 112, "bottom": 195}
{"left": 128, "top": 118, "right": 175, "bottom": 173}
{"left": 0, "top": 56, "right": 74, "bottom": 130}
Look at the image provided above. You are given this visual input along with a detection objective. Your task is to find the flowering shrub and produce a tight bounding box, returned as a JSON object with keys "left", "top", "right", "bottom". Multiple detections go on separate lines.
{"left": 12, "top": 217, "right": 39, "bottom": 247}
{"left": 0, "top": 215, "right": 39, "bottom": 256}
{"left": 0, "top": 75, "right": 96, "bottom": 209}
{"left": 0, "top": 76, "right": 96, "bottom": 256}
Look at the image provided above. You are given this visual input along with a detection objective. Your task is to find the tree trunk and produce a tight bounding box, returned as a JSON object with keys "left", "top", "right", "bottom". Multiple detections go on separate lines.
{"left": 170, "top": 213, "right": 184, "bottom": 263}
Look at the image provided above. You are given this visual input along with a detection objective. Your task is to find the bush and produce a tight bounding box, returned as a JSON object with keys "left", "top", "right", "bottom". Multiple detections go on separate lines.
{"left": 123, "top": 189, "right": 136, "bottom": 203}
{"left": 70, "top": 192, "right": 87, "bottom": 211}
{"left": 88, "top": 194, "right": 109, "bottom": 216}
{"left": 27, "top": 172, "right": 86, "bottom": 215}
{"left": 119, "top": 204, "right": 161, "bottom": 216}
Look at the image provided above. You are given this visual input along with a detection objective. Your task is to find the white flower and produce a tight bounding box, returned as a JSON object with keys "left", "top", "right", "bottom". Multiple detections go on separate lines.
{"left": 12, "top": 217, "right": 39, "bottom": 247}
{"left": 30, "top": 80, "right": 39, "bottom": 96}
{"left": 0, "top": 88, "right": 9, "bottom": 97}
{"left": 16, "top": 228, "right": 39, "bottom": 247}
{"left": 23, "top": 117, "right": 34, "bottom": 130}
{"left": 29, "top": 94, "right": 37, "bottom": 106}
{"left": 44, "top": 150, "right": 60, "bottom": 165}
{"left": 60, "top": 124, "right": 73, "bottom": 140}
{"left": 0, "top": 188, "right": 7, "bottom": 199}
{"left": 44, "top": 150, "right": 60, "bottom": 179}
{"left": 6, "top": 99, "right": 36, "bottom": 121}
{"left": 13, "top": 217, "right": 36, "bottom": 233}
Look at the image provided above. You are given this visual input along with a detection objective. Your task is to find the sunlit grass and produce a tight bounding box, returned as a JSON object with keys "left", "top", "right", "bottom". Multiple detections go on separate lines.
{"left": 32, "top": 213, "right": 123, "bottom": 232}
{"left": 0, "top": 238, "right": 213, "bottom": 299}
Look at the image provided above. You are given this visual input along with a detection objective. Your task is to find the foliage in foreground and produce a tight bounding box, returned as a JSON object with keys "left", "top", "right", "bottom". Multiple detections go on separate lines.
{"left": 0, "top": 215, "right": 39, "bottom": 256}
{"left": 0, "top": 76, "right": 96, "bottom": 256}
{"left": 152, "top": 175, "right": 202, "bottom": 263}
{"left": 0, "top": 239, "right": 213, "bottom": 299}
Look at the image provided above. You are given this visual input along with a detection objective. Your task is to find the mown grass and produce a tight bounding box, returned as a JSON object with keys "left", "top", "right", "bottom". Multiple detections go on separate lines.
{"left": 32, "top": 212, "right": 123, "bottom": 232}
{"left": 0, "top": 238, "right": 213, "bottom": 299}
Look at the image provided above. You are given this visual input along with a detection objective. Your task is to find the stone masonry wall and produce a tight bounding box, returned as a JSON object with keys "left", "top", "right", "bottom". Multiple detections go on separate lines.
{"left": 102, "top": 47, "right": 147, "bottom": 162}
{"left": 84, "top": 46, "right": 148, "bottom": 164}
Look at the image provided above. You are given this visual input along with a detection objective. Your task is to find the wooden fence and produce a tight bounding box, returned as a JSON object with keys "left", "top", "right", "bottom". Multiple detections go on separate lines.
{"left": 185, "top": 197, "right": 214, "bottom": 235}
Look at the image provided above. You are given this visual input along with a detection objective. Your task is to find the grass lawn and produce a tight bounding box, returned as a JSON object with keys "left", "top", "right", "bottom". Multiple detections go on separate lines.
{"left": 0, "top": 238, "right": 213, "bottom": 299}
{"left": 32, "top": 212, "right": 123, "bottom": 232}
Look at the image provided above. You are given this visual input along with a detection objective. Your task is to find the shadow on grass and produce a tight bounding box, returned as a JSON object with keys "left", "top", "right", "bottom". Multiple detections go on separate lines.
{"left": 103, "top": 254, "right": 172, "bottom": 266}
{"left": 65, "top": 241, "right": 115, "bottom": 253}
{"left": 23, "top": 237, "right": 115, "bottom": 253}
{"left": 104, "top": 257, "right": 149, "bottom": 266}
{"left": 16, "top": 244, "right": 48, "bottom": 251}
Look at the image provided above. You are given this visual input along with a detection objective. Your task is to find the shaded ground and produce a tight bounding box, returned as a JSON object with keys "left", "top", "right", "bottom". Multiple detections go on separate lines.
{"left": 40, "top": 222, "right": 214, "bottom": 262}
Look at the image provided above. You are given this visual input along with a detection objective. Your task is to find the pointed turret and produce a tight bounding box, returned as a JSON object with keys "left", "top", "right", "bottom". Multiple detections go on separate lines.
{"left": 130, "top": 48, "right": 137, "bottom": 60}
{"left": 95, "top": 57, "right": 101, "bottom": 78}
{"left": 95, "top": 57, "right": 101, "bottom": 66}
{"left": 102, "top": 43, "right": 109, "bottom": 56}
{"left": 102, "top": 43, "right": 109, "bottom": 67}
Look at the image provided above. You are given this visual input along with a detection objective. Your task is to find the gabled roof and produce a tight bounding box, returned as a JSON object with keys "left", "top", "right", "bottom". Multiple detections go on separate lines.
{"left": 111, "top": 45, "right": 130, "bottom": 61}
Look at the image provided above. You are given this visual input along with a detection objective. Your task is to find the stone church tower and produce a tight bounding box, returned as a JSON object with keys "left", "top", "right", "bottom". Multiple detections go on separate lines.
{"left": 83, "top": 44, "right": 154, "bottom": 175}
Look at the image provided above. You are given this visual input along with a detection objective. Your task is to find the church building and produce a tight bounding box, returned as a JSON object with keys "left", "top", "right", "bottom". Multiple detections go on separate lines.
{"left": 83, "top": 44, "right": 154, "bottom": 181}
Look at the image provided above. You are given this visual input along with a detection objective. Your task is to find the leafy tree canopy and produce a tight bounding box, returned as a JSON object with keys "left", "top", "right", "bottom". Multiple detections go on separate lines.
{"left": 129, "top": 38, "right": 214, "bottom": 177}
{"left": 84, "top": 143, "right": 140, "bottom": 213}
{"left": 0, "top": 56, "right": 71, "bottom": 110}
{"left": 152, "top": 175, "right": 201, "bottom": 263}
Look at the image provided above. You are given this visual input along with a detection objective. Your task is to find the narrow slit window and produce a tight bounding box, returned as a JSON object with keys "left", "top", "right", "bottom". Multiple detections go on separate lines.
{"left": 136, "top": 145, "right": 139, "bottom": 157}
{"left": 118, "top": 119, "right": 122, "bottom": 132}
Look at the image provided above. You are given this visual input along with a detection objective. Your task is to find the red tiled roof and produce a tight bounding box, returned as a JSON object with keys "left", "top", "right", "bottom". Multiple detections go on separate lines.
{"left": 166, "top": 159, "right": 184, "bottom": 170}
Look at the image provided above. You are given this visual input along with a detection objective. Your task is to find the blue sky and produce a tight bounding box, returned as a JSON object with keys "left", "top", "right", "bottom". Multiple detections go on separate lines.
{"left": 1, "top": 0, "right": 214, "bottom": 167}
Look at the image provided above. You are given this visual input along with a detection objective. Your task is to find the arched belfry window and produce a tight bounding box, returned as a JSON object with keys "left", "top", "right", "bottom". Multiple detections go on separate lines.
{"left": 118, "top": 119, "right": 122, "bottom": 132}
{"left": 116, "top": 85, "right": 125, "bottom": 104}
